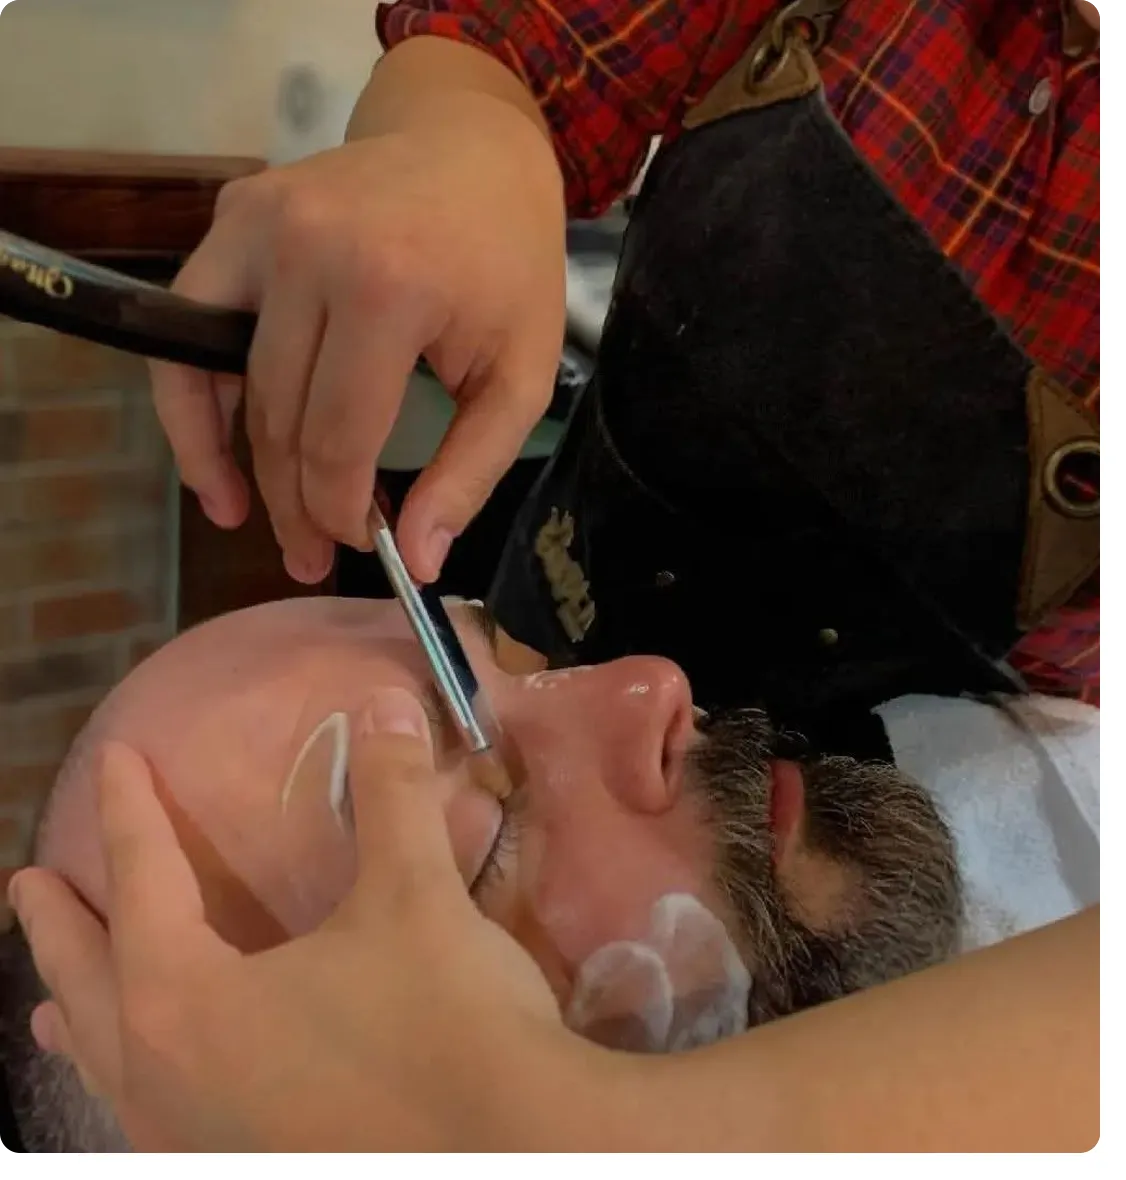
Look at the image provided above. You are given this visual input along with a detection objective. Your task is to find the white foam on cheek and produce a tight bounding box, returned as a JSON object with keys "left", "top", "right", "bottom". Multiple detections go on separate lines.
{"left": 280, "top": 711, "right": 350, "bottom": 830}
{"left": 626, "top": 682, "right": 651, "bottom": 696}
{"left": 565, "top": 893, "right": 751, "bottom": 1054}
{"left": 649, "top": 894, "right": 751, "bottom": 1051}
{"left": 565, "top": 941, "right": 673, "bottom": 1051}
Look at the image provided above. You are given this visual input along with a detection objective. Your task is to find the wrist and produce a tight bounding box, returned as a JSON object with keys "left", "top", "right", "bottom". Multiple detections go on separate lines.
{"left": 436, "top": 1025, "right": 631, "bottom": 1151}
{"left": 521, "top": 1036, "right": 795, "bottom": 1152}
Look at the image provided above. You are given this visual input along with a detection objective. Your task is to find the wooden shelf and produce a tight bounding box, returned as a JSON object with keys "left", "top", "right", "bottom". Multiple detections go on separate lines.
{"left": 0, "top": 147, "right": 264, "bottom": 270}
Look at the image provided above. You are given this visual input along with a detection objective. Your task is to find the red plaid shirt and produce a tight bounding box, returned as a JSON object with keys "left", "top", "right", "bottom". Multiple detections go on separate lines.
{"left": 378, "top": 0, "right": 1100, "bottom": 704}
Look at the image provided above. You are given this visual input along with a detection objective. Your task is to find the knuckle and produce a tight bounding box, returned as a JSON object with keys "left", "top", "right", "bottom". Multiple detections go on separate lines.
{"left": 300, "top": 423, "right": 366, "bottom": 475}
{"left": 244, "top": 387, "right": 294, "bottom": 453}
{"left": 274, "top": 188, "right": 334, "bottom": 265}
{"left": 303, "top": 502, "right": 356, "bottom": 546}
{"left": 302, "top": 480, "right": 372, "bottom": 546}
{"left": 347, "top": 239, "right": 421, "bottom": 310}
{"left": 382, "top": 749, "right": 435, "bottom": 784}
{"left": 442, "top": 468, "right": 495, "bottom": 523}
{"left": 354, "top": 747, "right": 432, "bottom": 794}
{"left": 213, "top": 174, "right": 260, "bottom": 219}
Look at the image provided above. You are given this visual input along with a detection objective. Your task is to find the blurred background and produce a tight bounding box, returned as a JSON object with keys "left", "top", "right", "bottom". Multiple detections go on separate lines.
{"left": 0, "top": 0, "right": 380, "bottom": 158}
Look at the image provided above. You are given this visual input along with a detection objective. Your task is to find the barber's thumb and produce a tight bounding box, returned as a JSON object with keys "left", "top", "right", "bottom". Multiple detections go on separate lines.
{"left": 398, "top": 356, "right": 554, "bottom": 584}
{"left": 347, "top": 690, "right": 464, "bottom": 898}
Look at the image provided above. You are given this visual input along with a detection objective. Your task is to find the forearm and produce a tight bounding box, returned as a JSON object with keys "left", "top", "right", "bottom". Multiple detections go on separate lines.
{"left": 372, "top": 0, "right": 759, "bottom": 216}
{"left": 605, "top": 908, "right": 1098, "bottom": 1151}
{"left": 347, "top": 36, "right": 552, "bottom": 151}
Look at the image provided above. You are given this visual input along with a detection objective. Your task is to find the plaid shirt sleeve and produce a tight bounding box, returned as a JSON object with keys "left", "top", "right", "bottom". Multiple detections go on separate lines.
{"left": 376, "top": 0, "right": 773, "bottom": 217}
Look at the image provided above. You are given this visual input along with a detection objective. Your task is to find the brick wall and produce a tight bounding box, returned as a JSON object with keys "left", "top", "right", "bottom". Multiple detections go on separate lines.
{"left": 0, "top": 320, "right": 177, "bottom": 922}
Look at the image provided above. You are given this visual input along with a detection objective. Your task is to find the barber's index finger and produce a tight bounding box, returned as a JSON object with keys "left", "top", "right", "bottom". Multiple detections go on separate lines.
{"left": 96, "top": 743, "right": 217, "bottom": 972}
{"left": 149, "top": 220, "right": 257, "bottom": 523}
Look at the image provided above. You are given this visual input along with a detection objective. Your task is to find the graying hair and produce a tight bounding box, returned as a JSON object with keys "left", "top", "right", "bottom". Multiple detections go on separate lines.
{"left": 0, "top": 715, "right": 130, "bottom": 1153}
{"left": 0, "top": 925, "right": 129, "bottom": 1152}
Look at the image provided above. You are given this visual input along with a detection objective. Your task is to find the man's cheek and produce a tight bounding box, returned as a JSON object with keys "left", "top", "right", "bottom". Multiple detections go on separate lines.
{"left": 473, "top": 845, "right": 586, "bottom": 1002}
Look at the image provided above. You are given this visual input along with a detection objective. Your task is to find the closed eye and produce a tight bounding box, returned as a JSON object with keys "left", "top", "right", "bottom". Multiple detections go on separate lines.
{"left": 452, "top": 597, "right": 521, "bottom": 901}
{"left": 469, "top": 784, "right": 527, "bottom": 902}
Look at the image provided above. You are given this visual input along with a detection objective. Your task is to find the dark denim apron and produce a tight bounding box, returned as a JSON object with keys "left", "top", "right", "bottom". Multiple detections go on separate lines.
{"left": 488, "top": 0, "right": 1099, "bottom": 756}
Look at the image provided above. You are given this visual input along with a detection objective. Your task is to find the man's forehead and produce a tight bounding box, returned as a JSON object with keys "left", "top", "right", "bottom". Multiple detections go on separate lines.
{"left": 34, "top": 608, "right": 341, "bottom": 896}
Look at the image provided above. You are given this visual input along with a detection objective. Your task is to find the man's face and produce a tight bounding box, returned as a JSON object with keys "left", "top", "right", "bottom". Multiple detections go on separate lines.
{"left": 39, "top": 597, "right": 959, "bottom": 1030}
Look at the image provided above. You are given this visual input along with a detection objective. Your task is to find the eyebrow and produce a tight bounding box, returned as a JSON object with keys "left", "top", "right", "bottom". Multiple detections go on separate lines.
{"left": 459, "top": 599, "right": 499, "bottom": 649}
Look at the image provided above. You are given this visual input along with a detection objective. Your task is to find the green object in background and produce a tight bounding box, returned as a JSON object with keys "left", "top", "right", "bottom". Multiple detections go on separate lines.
{"left": 380, "top": 368, "right": 565, "bottom": 471}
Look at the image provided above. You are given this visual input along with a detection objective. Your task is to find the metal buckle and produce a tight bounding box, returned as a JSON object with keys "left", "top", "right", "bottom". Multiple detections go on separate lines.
{"left": 747, "top": 0, "right": 847, "bottom": 84}
{"left": 1043, "top": 439, "right": 1099, "bottom": 519}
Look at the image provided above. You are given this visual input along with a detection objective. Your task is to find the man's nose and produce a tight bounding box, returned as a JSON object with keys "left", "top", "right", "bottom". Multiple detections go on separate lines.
{"left": 535, "top": 655, "right": 695, "bottom": 815}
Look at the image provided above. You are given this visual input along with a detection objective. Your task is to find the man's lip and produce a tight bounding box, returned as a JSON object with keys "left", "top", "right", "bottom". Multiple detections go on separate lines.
{"left": 769, "top": 760, "right": 805, "bottom": 861}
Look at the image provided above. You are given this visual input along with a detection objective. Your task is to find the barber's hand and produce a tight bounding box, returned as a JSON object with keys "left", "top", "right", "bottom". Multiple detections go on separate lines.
{"left": 154, "top": 92, "right": 566, "bottom": 586}
{"left": 7, "top": 691, "right": 601, "bottom": 1151}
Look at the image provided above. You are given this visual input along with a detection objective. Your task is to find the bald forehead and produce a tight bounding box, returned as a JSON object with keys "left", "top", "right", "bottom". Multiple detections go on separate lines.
{"left": 34, "top": 599, "right": 381, "bottom": 916}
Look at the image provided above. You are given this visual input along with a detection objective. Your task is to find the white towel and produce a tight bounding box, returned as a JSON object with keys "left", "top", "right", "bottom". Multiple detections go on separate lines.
{"left": 875, "top": 694, "right": 1099, "bottom": 951}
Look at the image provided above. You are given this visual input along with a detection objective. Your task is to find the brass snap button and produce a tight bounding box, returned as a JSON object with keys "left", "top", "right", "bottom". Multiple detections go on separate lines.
{"left": 1043, "top": 439, "right": 1099, "bottom": 519}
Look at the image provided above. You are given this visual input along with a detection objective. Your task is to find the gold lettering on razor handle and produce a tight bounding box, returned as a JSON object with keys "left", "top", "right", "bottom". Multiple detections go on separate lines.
{"left": 534, "top": 507, "right": 596, "bottom": 643}
{"left": 0, "top": 247, "right": 75, "bottom": 299}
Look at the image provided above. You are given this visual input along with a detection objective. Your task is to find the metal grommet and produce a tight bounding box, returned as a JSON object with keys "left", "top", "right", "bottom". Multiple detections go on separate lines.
{"left": 818, "top": 627, "right": 840, "bottom": 647}
{"left": 1043, "top": 439, "right": 1099, "bottom": 519}
{"left": 654, "top": 570, "right": 677, "bottom": 588}
{"left": 1028, "top": 76, "right": 1054, "bottom": 117}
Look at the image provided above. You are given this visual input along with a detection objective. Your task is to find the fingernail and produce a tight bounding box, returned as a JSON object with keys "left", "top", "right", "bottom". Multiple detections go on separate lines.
{"left": 284, "top": 552, "right": 328, "bottom": 585}
{"left": 356, "top": 688, "right": 429, "bottom": 740}
{"left": 300, "top": 559, "right": 330, "bottom": 584}
{"left": 423, "top": 527, "right": 454, "bottom": 582}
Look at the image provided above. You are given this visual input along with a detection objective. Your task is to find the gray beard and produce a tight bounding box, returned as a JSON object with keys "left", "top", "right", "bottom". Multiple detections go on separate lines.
{"left": 690, "top": 708, "right": 963, "bottom": 1026}
{"left": 0, "top": 924, "right": 129, "bottom": 1153}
